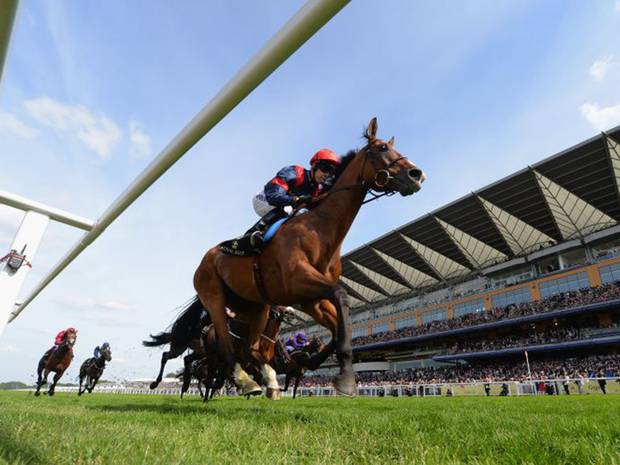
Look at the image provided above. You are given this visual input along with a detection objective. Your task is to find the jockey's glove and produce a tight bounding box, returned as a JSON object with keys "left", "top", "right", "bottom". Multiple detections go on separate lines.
{"left": 294, "top": 195, "right": 312, "bottom": 207}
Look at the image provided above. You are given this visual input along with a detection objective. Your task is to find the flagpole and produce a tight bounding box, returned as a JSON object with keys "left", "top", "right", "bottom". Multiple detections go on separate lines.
{"left": 524, "top": 350, "right": 534, "bottom": 395}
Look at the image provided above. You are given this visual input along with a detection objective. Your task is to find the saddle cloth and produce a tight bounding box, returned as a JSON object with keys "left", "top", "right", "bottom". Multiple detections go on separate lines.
{"left": 218, "top": 217, "right": 288, "bottom": 257}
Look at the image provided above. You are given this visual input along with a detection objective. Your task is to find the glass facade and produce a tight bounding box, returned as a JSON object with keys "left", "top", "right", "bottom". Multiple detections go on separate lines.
{"left": 372, "top": 323, "right": 390, "bottom": 334}
{"left": 453, "top": 299, "right": 485, "bottom": 317}
{"left": 538, "top": 272, "right": 590, "bottom": 299}
{"left": 421, "top": 308, "right": 447, "bottom": 324}
{"left": 396, "top": 316, "right": 417, "bottom": 330}
{"left": 491, "top": 286, "right": 532, "bottom": 309}
{"left": 599, "top": 262, "right": 620, "bottom": 284}
{"left": 352, "top": 327, "right": 367, "bottom": 339}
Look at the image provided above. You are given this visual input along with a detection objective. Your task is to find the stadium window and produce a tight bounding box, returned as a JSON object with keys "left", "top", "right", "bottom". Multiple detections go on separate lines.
{"left": 491, "top": 287, "right": 532, "bottom": 309}
{"left": 421, "top": 308, "right": 447, "bottom": 324}
{"left": 538, "top": 272, "right": 590, "bottom": 299}
{"left": 599, "top": 262, "right": 620, "bottom": 285}
{"left": 372, "top": 323, "right": 390, "bottom": 334}
{"left": 453, "top": 299, "right": 485, "bottom": 318}
{"left": 352, "top": 327, "right": 368, "bottom": 338}
{"left": 396, "top": 316, "right": 417, "bottom": 330}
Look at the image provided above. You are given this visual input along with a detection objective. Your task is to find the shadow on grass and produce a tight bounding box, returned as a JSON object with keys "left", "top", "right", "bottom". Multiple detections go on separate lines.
{"left": 0, "top": 431, "right": 46, "bottom": 465}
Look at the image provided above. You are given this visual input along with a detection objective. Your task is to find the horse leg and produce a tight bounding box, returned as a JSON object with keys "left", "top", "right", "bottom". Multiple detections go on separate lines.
{"left": 330, "top": 285, "right": 355, "bottom": 395}
{"left": 281, "top": 373, "right": 291, "bottom": 392}
{"left": 293, "top": 376, "right": 301, "bottom": 399}
{"left": 300, "top": 299, "right": 338, "bottom": 370}
{"left": 181, "top": 353, "right": 198, "bottom": 398}
{"left": 48, "top": 371, "right": 63, "bottom": 396}
{"left": 195, "top": 258, "right": 260, "bottom": 397}
{"left": 78, "top": 373, "right": 84, "bottom": 396}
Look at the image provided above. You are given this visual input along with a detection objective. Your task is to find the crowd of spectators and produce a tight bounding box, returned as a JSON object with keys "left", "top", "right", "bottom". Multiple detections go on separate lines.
{"left": 352, "top": 281, "right": 620, "bottom": 347}
{"left": 301, "top": 355, "right": 620, "bottom": 387}
{"left": 445, "top": 326, "right": 584, "bottom": 354}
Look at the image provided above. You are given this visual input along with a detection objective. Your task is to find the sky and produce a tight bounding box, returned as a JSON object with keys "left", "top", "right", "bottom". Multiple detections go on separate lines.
{"left": 1, "top": 0, "right": 620, "bottom": 383}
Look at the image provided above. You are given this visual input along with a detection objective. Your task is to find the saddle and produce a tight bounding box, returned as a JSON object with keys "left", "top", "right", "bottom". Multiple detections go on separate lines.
{"left": 218, "top": 217, "right": 289, "bottom": 257}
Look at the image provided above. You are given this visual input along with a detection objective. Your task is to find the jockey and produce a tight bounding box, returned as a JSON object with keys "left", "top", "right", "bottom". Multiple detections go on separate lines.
{"left": 246, "top": 149, "right": 341, "bottom": 248}
{"left": 94, "top": 342, "right": 110, "bottom": 358}
{"left": 44, "top": 327, "right": 77, "bottom": 359}
{"left": 285, "top": 331, "right": 308, "bottom": 353}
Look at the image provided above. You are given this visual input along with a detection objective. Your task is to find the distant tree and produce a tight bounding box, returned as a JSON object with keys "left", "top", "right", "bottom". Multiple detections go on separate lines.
{"left": 0, "top": 381, "right": 29, "bottom": 390}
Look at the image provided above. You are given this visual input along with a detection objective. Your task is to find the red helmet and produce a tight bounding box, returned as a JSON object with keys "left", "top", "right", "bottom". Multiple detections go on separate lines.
{"left": 310, "top": 149, "right": 340, "bottom": 167}
{"left": 66, "top": 327, "right": 77, "bottom": 333}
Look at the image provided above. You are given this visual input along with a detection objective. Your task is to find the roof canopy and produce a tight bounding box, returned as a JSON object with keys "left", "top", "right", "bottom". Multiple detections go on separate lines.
{"left": 340, "top": 127, "right": 620, "bottom": 306}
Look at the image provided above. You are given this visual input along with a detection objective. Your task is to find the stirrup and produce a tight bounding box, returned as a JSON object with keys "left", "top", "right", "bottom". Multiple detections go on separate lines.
{"left": 249, "top": 230, "right": 264, "bottom": 248}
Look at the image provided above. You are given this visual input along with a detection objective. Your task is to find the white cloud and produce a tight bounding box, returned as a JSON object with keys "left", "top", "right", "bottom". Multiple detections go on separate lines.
{"left": 128, "top": 118, "right": 152, "bottom": 159}
{"left": 0, "top": 345, "right": 20, "bottom": 353}
{"left": 0, "top": 111, "right": 38, "bottom": 138}
{"left": 580, "top": 102, "right": 620, "bottom": 131}
{"left": 23, "top": 96, "right": 121, "bottom": 159}
{"left": 589, "top": 56, "right": 613, "bottom": 81}
{"left": 57, "top": 295, "right": 133, "bottom": 312}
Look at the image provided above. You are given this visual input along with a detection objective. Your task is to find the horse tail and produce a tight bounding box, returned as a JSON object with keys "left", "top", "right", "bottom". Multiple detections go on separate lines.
{"left": 142, "top": 332, "right": 173, "bottom": 347}
{"left": 143, "top": 296, "right": 206, "bottom": 348}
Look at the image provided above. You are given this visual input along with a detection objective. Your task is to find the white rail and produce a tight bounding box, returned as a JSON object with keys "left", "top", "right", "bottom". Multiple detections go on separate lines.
{"left": 8, "top": 0, "right": 350, "bottom": 323}
{"left": 0, "top": 190, "right": 94, "bottom": 231}
{"left": 0, "top": 0, "right": 18, "bottom": 86}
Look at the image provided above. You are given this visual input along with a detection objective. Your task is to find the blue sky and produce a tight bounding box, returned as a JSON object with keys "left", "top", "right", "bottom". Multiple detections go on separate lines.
{"left": 1, "top": 0, "right": 619, "bottom": 383}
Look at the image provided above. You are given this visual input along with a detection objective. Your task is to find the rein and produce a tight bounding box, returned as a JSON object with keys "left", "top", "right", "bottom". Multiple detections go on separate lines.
{"left": 307, "top": 150, "right": 405, "bottom": 209}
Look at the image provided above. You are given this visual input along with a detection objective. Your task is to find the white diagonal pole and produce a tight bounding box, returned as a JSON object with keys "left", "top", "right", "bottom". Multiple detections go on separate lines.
{"left": 7, "top": 0, "right": 350, "bottom": 324}
{"left": 0, "top": 0, "right": 19, "bottom": 87}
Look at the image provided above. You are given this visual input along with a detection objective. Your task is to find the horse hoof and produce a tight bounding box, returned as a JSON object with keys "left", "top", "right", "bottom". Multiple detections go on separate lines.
{"left": 34, "top": 391, "right": 40, "bottom": 397}
{"left": 78, "top": 391, "right": 82, "bottom": 397}
{"left": 266, "top": 388, "right": 281, "bottom": 400}
{"left": 149, "top": 382, "right": 158, "bottom": 390}
{"left": 333, "top": 374, "right": 356, "bottom": 397}
{"left": 242, "top": 386, "right": 262, "bottom": 398}
{"left": 48, "top": 391, "right": 55, "bottom": 397}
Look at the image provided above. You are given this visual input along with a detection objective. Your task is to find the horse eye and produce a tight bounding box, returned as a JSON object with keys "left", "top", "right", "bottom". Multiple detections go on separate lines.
{"left": 379, "top": 144, "right": 388, "bottom": 152}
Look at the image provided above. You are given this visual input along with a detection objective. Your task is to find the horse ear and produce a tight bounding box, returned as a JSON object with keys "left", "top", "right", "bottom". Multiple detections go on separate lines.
{"left": 388, "top": 136, "right": 395, "bottom": 146}
{"left": 366, "top": 117, "right": 378, "bottom": 140}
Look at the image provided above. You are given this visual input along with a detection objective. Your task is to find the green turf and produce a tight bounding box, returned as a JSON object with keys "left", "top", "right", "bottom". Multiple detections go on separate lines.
{"left": 0, "top": 391, "right": 619, "bottom": 465}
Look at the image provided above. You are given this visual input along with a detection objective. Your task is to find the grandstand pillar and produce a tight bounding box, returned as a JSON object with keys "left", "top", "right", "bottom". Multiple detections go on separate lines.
{"left": 0, "top": 211, "right": 49, "bottom": 336}
{"left": 530, "top": 283, "right": 541, "bottom": 301}
{"left": 586, "top": 265, "right": 602, "bottom": 288}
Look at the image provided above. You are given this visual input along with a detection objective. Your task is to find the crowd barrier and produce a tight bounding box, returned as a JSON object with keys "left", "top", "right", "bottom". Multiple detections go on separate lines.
{"left": 35, "top": 377, "right": 620, "bottom": 398}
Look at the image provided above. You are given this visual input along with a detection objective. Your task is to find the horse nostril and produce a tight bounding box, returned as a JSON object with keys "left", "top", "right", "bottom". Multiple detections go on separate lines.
{"left": 409, "top": 168, "right": 423, "bottom": 181}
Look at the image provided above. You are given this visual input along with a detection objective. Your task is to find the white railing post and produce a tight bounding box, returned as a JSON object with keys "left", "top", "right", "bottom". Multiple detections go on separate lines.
{"left": 0, "top": 211, "right": 49, "bottom": 335}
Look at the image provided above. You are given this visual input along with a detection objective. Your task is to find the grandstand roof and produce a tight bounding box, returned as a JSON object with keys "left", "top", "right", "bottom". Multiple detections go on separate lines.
{"left": 340, "top": 126, "right": 620, "bottom": 306}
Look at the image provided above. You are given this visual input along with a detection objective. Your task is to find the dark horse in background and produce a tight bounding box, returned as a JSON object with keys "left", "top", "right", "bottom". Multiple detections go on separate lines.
{"left": 35, "top": 330, "right": 77, "bottom": 396}
{"left": 273, "top": 335, "right": 324, "bottom": 398}
{"left": 143, "top": 296, "right": 210, "bottom": 389}
{"left": 184, "top": 306, "right": 290, "bottom": 401}
{"left": 193, "top": 117, "right": 425, "bottom": 396}
{"left": 78, "top": 345, "right": 112, "bottom": 395}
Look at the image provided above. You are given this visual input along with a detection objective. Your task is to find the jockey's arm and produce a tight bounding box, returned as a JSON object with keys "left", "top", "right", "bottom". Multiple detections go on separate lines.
{"left": 263, "top": 165, "right": 303, "bottom": 208}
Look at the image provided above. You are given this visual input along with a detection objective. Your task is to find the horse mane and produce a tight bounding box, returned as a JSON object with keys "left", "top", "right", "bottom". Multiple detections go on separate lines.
{"left": 333, "top": 150, "right": 358, "bottom": 180}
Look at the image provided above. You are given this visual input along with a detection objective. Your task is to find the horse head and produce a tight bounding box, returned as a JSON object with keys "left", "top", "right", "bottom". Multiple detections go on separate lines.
{"left": 64, "top": 330, "right": 77, "bottom": 348}
{"left": 102, "top": 346, "right": 112, "bottom": 362}
{"left": 359, "top": 117, "right": 426, "bottom": 196}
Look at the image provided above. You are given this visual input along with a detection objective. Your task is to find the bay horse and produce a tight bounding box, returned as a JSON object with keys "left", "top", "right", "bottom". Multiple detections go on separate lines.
{"left": 193, "top": 117, "right": 425, "bottom": 396}
{"left": 78, "top": 345, "right": 112, "bottom": 395}
{"left": 272, "top": 335, "right": 324, "bottom": 398}
{"left": 143, "top": 296, "right": 210, "bottom": 389}
{"left": 35, "top": 331, "right": 77, "bottom": 396}
{"left": 192, "top": 306, "right": 289, "bottom": 401}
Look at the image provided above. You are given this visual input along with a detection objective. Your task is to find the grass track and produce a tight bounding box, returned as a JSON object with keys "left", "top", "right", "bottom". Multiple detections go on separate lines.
{"left": 0, "top": 391, "right": 619, "bottom": 465}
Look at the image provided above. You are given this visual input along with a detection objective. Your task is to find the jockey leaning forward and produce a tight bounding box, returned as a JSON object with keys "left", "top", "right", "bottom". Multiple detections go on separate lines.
{"left": 94, "top": 342, "right": 111, "bottom": 358}
{"left": 43, "top": 327, "right": 77, "bottom": 360}
{"left": 245, "top": 148, "right": 341, "bottom": 248}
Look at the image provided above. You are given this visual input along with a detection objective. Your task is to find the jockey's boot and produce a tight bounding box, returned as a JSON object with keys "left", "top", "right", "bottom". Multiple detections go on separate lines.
{"left": 246, "top": 208, "right": 286, "bottom": 249}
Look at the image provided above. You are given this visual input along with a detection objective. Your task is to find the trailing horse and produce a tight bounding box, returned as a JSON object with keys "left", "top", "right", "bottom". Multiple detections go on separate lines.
{"left": 78, "top": 345, "right": 112, "bottom": 395}
{"left": 272, "top": 335, "right": 324, "bottom": 398}
{"left": 35, "top": 331, "right": 77, "bottom": 396}
{"left": 193, "top": 117, "right": 425, "bottom": 396}
{"left": 191, "top": 306, "right": 289, "bottom": 401}
{"left": 143, "top": 296, "right": 210, "bottom": 389}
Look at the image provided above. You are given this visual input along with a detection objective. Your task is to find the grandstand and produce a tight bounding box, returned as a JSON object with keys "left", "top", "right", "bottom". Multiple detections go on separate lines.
{"left": 283, "top": 126, "right": 620, "bottom": 386}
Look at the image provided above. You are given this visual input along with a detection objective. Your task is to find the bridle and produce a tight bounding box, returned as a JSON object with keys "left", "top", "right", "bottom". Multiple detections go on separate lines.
{"left": 313, "top": 147, "right": 408, "bottom": 206}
